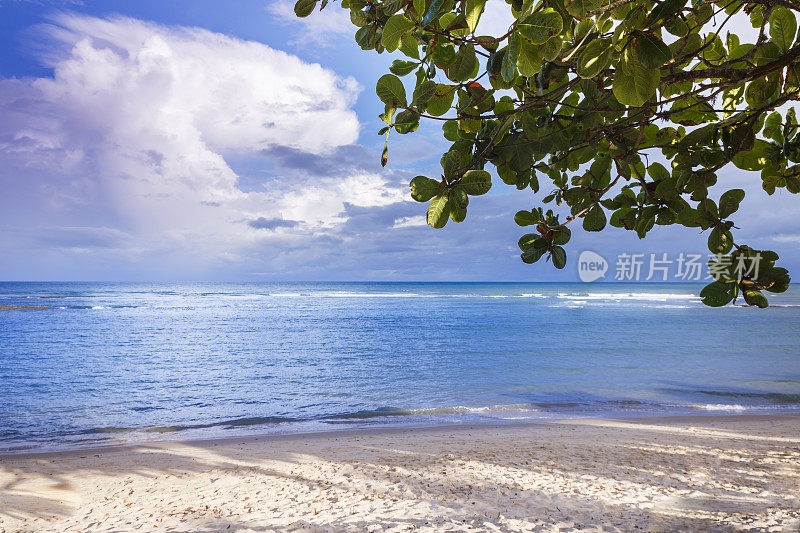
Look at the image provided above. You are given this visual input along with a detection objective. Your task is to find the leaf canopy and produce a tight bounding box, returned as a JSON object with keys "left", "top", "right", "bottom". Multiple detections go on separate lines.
{"left": 298, "top": 0, "right": 799, "bottom": 307}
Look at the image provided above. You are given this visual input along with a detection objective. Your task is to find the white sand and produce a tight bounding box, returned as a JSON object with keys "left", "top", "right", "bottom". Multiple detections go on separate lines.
{"left": 1, "top": 415, "right": 799, "bottom": 532}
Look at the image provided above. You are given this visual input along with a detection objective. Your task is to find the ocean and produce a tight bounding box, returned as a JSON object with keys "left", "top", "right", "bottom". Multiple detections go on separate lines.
{"left": 1, "top": 282, "right": 798, "bottom": 452}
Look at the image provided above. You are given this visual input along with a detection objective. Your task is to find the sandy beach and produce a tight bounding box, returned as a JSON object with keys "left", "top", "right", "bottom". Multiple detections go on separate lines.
{"left": 1, "top": 415, "right": 799, "bottom": 532}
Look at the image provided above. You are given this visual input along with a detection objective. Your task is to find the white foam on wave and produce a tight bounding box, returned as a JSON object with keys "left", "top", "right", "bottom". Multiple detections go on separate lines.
{"left": 478, "top": 293, "right": 547, "bottom": 299}
{"left": 407, "top": 404, "right": 542, "bottom": 415}
{"left": 557, "top": 292, "right": 701, "bottom": 302}
{"left": 324, "top": 291, "right": 437, "bottom": 298}
{"left": 690, "top": 403, "right": 748, "bottom": 411}
{"left": 269, "top": 291, "right": 438, "bottom": 298}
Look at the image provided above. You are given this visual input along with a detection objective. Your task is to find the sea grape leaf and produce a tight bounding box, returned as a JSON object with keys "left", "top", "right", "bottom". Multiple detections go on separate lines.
{"left": 376, "top": 74, "right": 407, "bottom": 107}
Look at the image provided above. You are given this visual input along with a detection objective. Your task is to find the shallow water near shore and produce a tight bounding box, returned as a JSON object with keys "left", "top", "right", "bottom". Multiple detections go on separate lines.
{"left": 1, "top": 281, "right": 799, "bottom": 452}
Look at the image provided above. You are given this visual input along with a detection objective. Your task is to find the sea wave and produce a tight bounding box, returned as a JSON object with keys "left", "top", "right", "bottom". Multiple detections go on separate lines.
{"left": 267, "top": 291, "right": 524, "bottom": 299}
{"left": 557, "top": 292, "right": 701, "bottom": 302}
{"left": 663, "top": 389, "right": 800, "bottom": 404}
{"left": 688, "top": 404, "right": 748, "bottom": 411}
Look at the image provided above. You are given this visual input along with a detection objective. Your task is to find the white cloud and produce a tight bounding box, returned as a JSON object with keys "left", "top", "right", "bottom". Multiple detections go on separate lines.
{"left": 273, "top": 172, "right": 407, "bottom": 228}
{"left": 0, "top": 14, "right": 416, "bottom": 274}
{"left": 267, "top": 0, "right": 354, "bottom": 45}
{"left": 772, "top": 234, "right": 800, "bottom": 243}
{"left": 35, "top": 13, "right": 361, "bottom": 156}
{"left": 392, "top": 215, "right": 427, "bottom": 229}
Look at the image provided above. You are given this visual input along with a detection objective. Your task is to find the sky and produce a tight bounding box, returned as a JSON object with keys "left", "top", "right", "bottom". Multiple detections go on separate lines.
{"left": 0, "top": 0, "right": 797, "bottom": 282}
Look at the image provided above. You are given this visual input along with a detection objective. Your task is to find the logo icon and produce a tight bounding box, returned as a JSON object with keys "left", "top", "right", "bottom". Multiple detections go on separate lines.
{"left": 578, "top": 250, "right": 608, "bottom": 282}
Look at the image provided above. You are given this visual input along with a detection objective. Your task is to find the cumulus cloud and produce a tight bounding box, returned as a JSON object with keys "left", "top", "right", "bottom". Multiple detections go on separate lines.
{"left": 0, "top": 13, "right": 421, "bottom": 277}
{"left": 34, "top": 13, "right": 361, "bottom": 154}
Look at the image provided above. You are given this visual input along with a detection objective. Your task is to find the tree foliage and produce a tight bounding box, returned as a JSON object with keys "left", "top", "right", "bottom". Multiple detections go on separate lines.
{"left": 296, "top": 0, "right": 798, "bottom": 306}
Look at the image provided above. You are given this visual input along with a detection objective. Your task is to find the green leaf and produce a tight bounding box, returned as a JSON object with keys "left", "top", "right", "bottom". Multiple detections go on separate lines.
{"left": 769, "top": 7, "right": 797, "bottom": 52}
{"left": 450, "top": 187, "right": 469, "bottom": 209}
{"left": 670, "top": 96, "right": 717, "bottom": 126}
{"left": 745, "top": 77, "right": 779, "bottom": 107}
{"left": 422, "top": 0, "right": 444, "bottom": 26}
{"left": 412, "top": 80, "right": 437, "bottom": 106}
{"left": 389, "top": 60, "right": 418, "bottom": 76}
{"left": 441, "top": 150, "right": 465, "bottom": 178}
{"left": 521, "top": 247, "right": 547, "bottom": 263}
{"left": 461, "top": 170, "right": 491, "bottom": 195}
{"left": 537, "top": 36, "right": 563, "bottom": 62}
{"left": 449, "top": 44, "right": 478, "bottom": 82}
{"left": 719, "top": 189, "right": 745, "bottom": 218}
{"left": 726, "top": 124, "right": 755, "bottom": 154}
{"left": 465, "top": 0, "right": 486, "bottom": 33}
{"left": 382, "top": 15, "right": 414, "bottom": 52}
{"left": 708, "top": 227, "right": 733, "bottom": 254}
{"left": 376, "top": 74, "right": 407, "bottom": 107}
{"left": 426, "top": 85, "right": 455, "bottom": 116}
{"left": 647, "top": 0, "right": 687, "bottom": 27}
{"left": 410, "top": 176, "right": 441, "bottom": 202}
{"left": 427, "top": 193, "right": 451, "bottom": 228}
{"left": 517, "top": 39, "right": 543, "bottom": 77}
{"left": 514, "top": 210, "right": 539, "bottom": 226}
{"left": 399, "top": 34, "right": 421, "bottom": 59}
{"left": 394, "top": 110, "right": 420, "bottom": 134}
{"left": 635, "top": 32, "right": 673, "bottom": 68}
{"left": 432, "top": 44, "right": 457, "bottom": 68}
{"left": 583, "top": 205, "right": 607, "bottom": 231}
{"left": 450, "top": 205, "right": 467, "bottom": 222}
{"left": 732, "top": 140, "right": 770, "bottom": 171}
{"left": 518, "top": 9, "right": 563, "bottom": 46}
{"left": 499, "top": 134, "right": 532, "bottom": 171}
{"left": 501, "top": 34, "right": 520, "bottom": 82}
{"left": 552, "top": 226, "right": 571, "bottom": 245}
{"left": 700, "top": 281, "right": 735, "bottom": 307}
{"left": 664, "top": 17, "right": 688, "bottom": 37}
{"left": 764, "top": 112, "right": 784, "bottom": 143}
{"left": 648, "top": 162, "right": 670, "bottom": 181}
{"left": 762, "top": 266, "right": 791, "bottom": 293}
{"left": 577, "top": 39, "right": 613, "bottom": 79}
{"left": 613, "top": 54, "right": 659, "bottom": 107}
{"left": 550, "top": 246, "right": 567, "bottom": 269}
{"left": 518, "top": 233, "right": 539, "bottom": 251}
{"left": 442, "top": 120, "right": 459, "bottom": 141}
{"left": 743, "top": 288, "right": 769, "bottom": 308}
{"left": 294, "top": 0, "right": 318, "bottom": 17}
{"left": 566, "top": 0, "right": 599, "bottom": 19}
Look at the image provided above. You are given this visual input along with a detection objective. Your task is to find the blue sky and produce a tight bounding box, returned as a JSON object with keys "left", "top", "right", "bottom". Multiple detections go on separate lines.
{"left": 0, "top": 0, "right": 797, "bottom": 282}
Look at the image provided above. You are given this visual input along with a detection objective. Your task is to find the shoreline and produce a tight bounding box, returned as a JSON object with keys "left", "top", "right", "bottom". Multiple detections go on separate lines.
{"left": 4, "top": 411, "right": 800, "bottom": 459}
{"left": 2, "top": 413, "right": 799, "bottom": 531}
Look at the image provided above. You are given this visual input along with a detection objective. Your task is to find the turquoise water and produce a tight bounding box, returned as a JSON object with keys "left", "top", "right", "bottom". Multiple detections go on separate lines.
{"left": 0, "top": 282, "right": 799, "bottom": 452}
